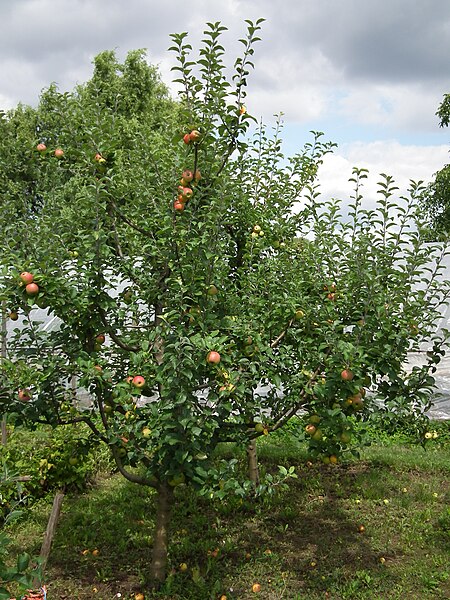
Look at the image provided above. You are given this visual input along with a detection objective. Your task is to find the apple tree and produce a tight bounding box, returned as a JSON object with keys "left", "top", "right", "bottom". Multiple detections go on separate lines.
{"left": 1, "top": 20, "right": 449, "bottom": 584}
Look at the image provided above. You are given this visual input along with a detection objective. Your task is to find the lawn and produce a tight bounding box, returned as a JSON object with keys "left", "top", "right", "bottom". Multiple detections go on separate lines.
{"left": 5, "top": 427, "right": 450, "bottom": 599}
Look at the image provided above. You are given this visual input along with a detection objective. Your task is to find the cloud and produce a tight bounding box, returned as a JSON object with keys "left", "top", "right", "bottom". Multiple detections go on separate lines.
{"left": 318, "top": 141, "right": 449, "bottom": 207}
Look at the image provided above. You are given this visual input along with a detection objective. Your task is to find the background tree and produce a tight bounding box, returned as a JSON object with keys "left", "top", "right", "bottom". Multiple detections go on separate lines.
{"left": 1, "top": 21, "right": 449, "bottom": 586}
{"left": 420, "top": 92, "right": 450, "bottom": 239}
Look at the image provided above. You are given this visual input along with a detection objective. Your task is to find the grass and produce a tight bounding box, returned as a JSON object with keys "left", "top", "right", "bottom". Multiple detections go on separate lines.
{"left": 4, "top": 427, "right": 450, "bottom": 599}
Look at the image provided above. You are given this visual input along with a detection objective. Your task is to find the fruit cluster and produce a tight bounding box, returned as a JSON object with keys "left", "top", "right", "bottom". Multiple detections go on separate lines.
{"left": 36, "top": 143, "right": 64, "bottom": 158}
{"left": 173, "top": 168, "right": 201, "bottom": 212}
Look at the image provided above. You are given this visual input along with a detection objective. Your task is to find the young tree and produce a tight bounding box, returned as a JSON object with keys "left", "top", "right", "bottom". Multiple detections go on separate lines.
{"left": 1, "top": 21, "right": 449, "bottom": 584}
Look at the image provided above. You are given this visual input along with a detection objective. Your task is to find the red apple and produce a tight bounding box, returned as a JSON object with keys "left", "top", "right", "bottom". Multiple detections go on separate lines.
{"left": 25, "top": 282, "right": 39, "bottom": 296}
{"left": 206, "top": 351, "right": 221, "bottom": 364}
{"left": 54, "top": 148, "right": 64, "bottom": 158}
{"left": 36, "top": 143, "right": 47, "bottom": 152}
{"left": 182, "top": 169, "right": 193, "bottom": 182}
{"left": 183, "top": 133, "right": 191, "bottom": 144}
{"left": 341, "top": 369, "right": 354, "bottom": 381}
{"left": 174, "top": 200, "right": 185, "bottom": 212}
{"left": 18, "top": 389, "right": 31, "bottom": 402}
{"left": 132, "top": 375, "right": 145, "bottom": 388}
{"left": 20, "top": 271, "right": 34, "bottom": 285}
{"left": 182, "top": 187, "right": 193, "bottom": 199}
{"left": 252, "top": 582, "right": 261, "bottom": 593}
{"left": 189, "top": 130, "right": 201, "bottom": 142}
{"left": 95, "top": 334, "right": 105, "bottom": 345}
{"left": 194, "top": 169, "right": 201, "bottom": 182}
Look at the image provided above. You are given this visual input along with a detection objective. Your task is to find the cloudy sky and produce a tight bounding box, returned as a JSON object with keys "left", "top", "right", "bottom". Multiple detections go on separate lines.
{"left": 1, "top": 0, "right": 449, "bottom": 203}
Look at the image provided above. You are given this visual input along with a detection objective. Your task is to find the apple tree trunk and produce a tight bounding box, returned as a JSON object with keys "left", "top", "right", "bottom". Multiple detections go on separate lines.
{"left": 150, "top": 481, "right": 174, "bottom": 583}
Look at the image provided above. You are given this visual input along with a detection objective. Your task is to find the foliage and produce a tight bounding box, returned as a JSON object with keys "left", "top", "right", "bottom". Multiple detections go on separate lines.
{"left": 1, "top": 19, "right": 450, "bottom": 581}
{"left": 420, "top": 91, "right": 450, "bottom": 238}
{"left": 0, "top": 468, "right": 42, "bottom": 600}
{"left": 0, "top": 424, "right": 104, "bottom": 522}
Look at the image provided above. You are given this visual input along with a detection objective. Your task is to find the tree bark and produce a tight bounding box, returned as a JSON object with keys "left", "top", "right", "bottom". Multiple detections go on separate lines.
{"left": 150, "top": 482, "right": 174, "bottom": 583}
{"left": 247, "top": 439, "right": 260, "bottom": 487}
{"left": 33, "top": 490, "right": 65, "bottom": 587}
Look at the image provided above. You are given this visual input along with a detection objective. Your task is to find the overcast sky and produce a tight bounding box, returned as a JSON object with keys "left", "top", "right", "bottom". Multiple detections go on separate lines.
{"left": 1, "top": 0, "right": 449, "bottom": 204}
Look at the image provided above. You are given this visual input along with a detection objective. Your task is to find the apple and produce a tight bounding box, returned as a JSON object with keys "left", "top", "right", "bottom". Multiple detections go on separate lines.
{"left": 340, "top": 431, "right": 351, "bottom": 444}
{"left": 252, "top": 583, "right": 261, "bottom": 593}
{"left": 341, "top": 369, "right": 354, "bottom": 381}
{"left": 194, "top": 169, "right": 201, "bottom": 182}
{"left": 132, "top": 375, "right": 145, "bottom": 388}
{"left": 25, "top": 282, "right": 39, "bottom": 296}
{"left": 122, "top": 289, "right": 133, "bottom": 304}
{"left": 94, "top": 153, "right": 106, "bottom": 163}
{"left": 92, "top": 549, "right": 99, "bottom": 556}
{"left": 311, "top": 428, "right": 323, "bottom": 441}
{"left": 179, "top": 562, "right": 188, "bottom": 571}
{"left": 327, "top": 293, "right": 336, "bottom": 301}
{"left": 295, "top": 309, "right": 305, "bottom": 320}
{"left": 182, "top": 169, "right": 193, "bottom": 182}
{"left": 94, "top": 365, "right": 103, "bottom": 373}
{"left": 329, "top": 455, "right": 338, "bottom": 464}
{"left": 9, "top": 311, "right": 19, "bottom": 321}
{"left": 251, "top": 231, "right": 259, "bottom": 239}
{"left": 103, "top": 404, "right": 113, "bottom": 414}
{"left": 183, "top": 133, "right": 191, "bottom": 144}
{"left": 207, "top": 284, "right": 218, "bottom": 296}
{"left": 206, "top": 351, "right": 221, "bottom": 364}
{"left": 189, "top": 129, "right": 201, "bottom": 142}
{"left": 308, "top": 414, "right": 321, "bottom": 424}
{"left": 255, "top": 423, "right": 265, "bottom": 433}
{"left": 95, "top": 334, "right": 105, "bottom": 345}
{"left": 20, "top": 271, "right": 34, "bottom": 285}
{"left": 142, "top": 427, "right": 152, "bottom": 438}
{"left": 36, "top": 143, "right": 47, "bottom": 152}
{"left": 352, "top": 396, "right": 364, "bottom": 411}
{"left": 174, "top": 200, "right": 185, "bottom": 212}
{"left": 240, "top": 105, "right": 246, "bottom": 115}
{"left": 69, "top": 457, "right": 78, "bottom": 466}
{"left": 18, "top": 389, "right": 31, "bottom": 402}
{"left": 305, "top": 424, "right": 317, "bottom": 436}
{"left": 182, "top": 187, "right": 193, "bottom": 199}
{"left": 253, "top": 225, "right": 261, "bottom": 233}
{"left": 135, "top": 594, "right": 145, "bottom": 600}
{"left": 54, "top": 148, "right": 64, "bottom": 158}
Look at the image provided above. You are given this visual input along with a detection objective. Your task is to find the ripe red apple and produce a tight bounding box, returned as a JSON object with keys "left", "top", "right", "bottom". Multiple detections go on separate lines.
{"left": 18, "top": 389, "right": 31, "bottom": 402}
{"left": 206, "top": 351, "right": 221, "bottom": 364}
{"left": 132, "top": 375, "right": 145, "bottom": 388}
{"left": 95, "top": 334, "right": 105, "bottom": 345}
{"left": 54, "top": 148, "right": 64, "bottom": 158}
{"left": 174, "top": 200, "right": 185, "bottom": 212}
{"left": 182, "top": 187, "right": 193, "bottom": 199}
{"left": 20, "top": 271, "right": 34, "bottom": 285}
{"left": 182, "top": 169, "right": 193, "bottom": 182}
{"left": 341, "top": 369, "right": 354, "bottom": 381}
{"left": 36, "top": 143, "right": 47, "bottom": 152}
{"left": 189, "top": 130, "right": 201, "bottom": 142}
{"left": 25, "top": 282, "right": 39, "bottom": 296}
{"left": 183, "top": 133, "right": 191, "bottom": 144}
{"left": 252, "top": 582, "right": 261, "bottom": 593}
